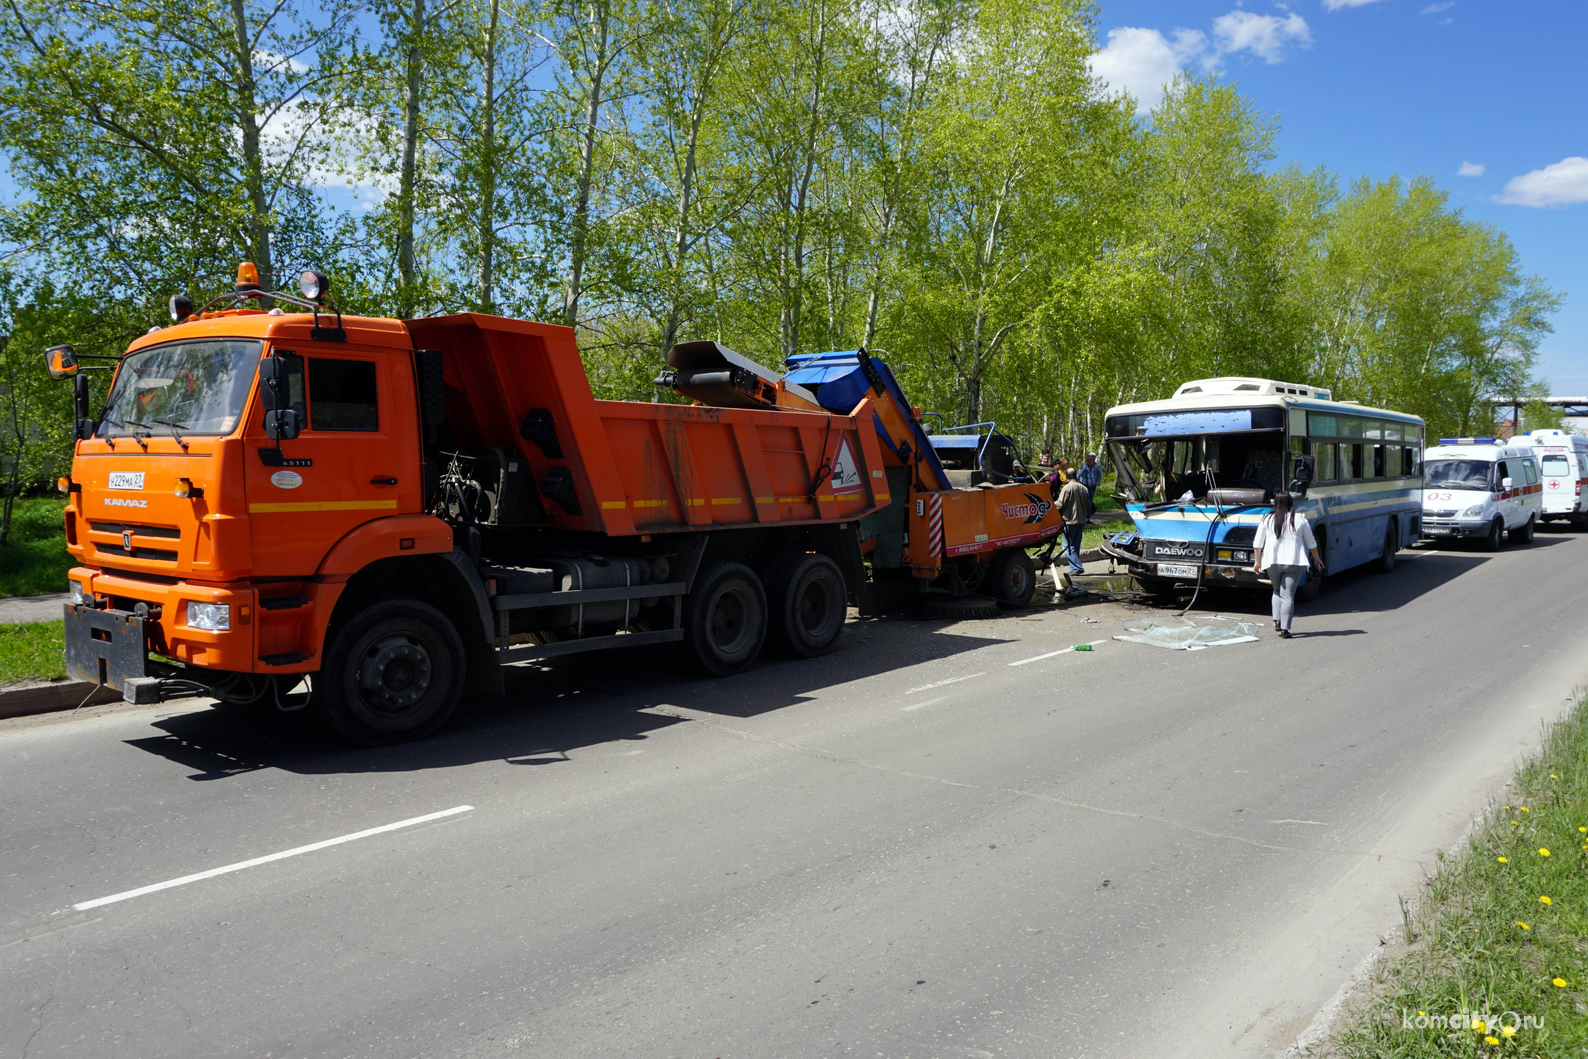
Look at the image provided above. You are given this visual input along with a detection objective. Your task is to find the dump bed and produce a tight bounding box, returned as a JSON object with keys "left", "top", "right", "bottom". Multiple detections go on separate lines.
{"left": 407, "top": 314, "right": 890, "bottom": 537}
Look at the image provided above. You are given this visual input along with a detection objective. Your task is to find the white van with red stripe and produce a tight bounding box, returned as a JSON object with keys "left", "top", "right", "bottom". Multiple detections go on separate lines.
{"left": 1420, "top": 438, "right": 1542, "bottom": 550}
{"left": 1509, "top": 429, "right": 1588, "bottom": 529}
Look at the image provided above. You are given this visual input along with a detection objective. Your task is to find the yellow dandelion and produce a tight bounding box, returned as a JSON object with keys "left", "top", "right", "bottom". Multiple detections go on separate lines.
{"left": 1540, "top": 848, "right": 1552, "bottom": 856}
{"left": 1501, "top": 1025, "right": 1518, "bottom": 1037}
{"left": 1553, "top": 977, "right": 1569, "bottom": 988}
{"left": 1418, "top": 1010, "right": 1427, "bottom": 1016}
{"left": 1499, "top": 856, "right": 1509, "bottom": 863}
{"left": 1540, "top": 895, "right": 1553, "bottom": 904}
{"left": 1471, "top": 1017, "right": 1487, "bottom": 1032}
{"left": 1580, "top": 826, "right": 1587, "bottom": 833}
{"left": 1522, "top": 806, "right": 1531, "bottom": 812}
{"left": 1517, "top": 921, "right": 1530, "bottom": 929}
{"left": 1485, "top": 1036, "right": 1500, "bottom": 1046}
{"left": 1512, "top": 820, "right": 1521, "bottom": 826}
{"left": 1551, "top": 774, "right": 1559, "bottom": 779}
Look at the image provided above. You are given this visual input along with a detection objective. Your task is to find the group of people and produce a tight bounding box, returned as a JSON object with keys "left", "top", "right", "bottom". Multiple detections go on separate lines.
{"left": 1027, "top": 449, "right": 1322, "bottom": 637}
{"left": 1034, "top": 452, "right": 1102, "bottom": 582}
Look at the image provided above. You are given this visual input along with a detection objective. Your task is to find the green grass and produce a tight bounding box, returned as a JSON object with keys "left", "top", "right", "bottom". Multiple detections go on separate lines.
{"left": 1081, "top": 515, "right": 1132, "bottom": 552}
{"left": 0, "top": 619, "right": 66, "bottom": 685}
{"left": 0, "top": 497, "right": 73, "bottom": 597}
{"left": 1328, "top": 697, "right": 1588, "bottom": 1057}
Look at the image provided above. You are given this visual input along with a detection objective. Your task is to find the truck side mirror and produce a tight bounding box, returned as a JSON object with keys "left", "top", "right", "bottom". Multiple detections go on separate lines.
{"left": 46, "top": 344, "right": 78, "bottom": 380}
{"left": 73, "top": 374, "right": 95, "bottom": 440}
{"left": 1502, "top": 476, "right": 1513, "bottom": 490}
{"left": 265, "top": 409, "right": 301, "bottom": 441}
{"left": 258, "top": 356, "right": 284, "bottom": 411}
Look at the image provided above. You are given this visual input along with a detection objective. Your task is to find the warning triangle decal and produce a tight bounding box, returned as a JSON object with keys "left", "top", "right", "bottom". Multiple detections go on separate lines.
{"left": 830, "top": 436, "right": 864, "bottom": 493}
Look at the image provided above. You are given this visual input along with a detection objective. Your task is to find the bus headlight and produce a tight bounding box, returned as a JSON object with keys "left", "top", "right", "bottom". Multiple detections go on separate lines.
{"left": 186, "top": 601, "right": 230, "bottom": 631}
{"left": 69, "top": 581, "right": 83, "bottom": 604}
{"left": 1461, "top": 504, "right": 1485, "bottom": 517}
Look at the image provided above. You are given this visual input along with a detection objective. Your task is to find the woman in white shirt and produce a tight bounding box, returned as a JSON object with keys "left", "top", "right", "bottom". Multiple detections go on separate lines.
{"left": 1251, "top": 492, "right": 1323, "bottom": 639}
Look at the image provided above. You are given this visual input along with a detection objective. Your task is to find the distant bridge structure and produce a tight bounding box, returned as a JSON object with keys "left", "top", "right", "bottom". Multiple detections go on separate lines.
{"left": 1488, "top": 396, "right": 1588, "bottom": 437}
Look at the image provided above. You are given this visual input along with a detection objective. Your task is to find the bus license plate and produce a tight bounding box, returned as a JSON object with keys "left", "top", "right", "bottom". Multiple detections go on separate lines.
{"left": 1157, "top": 563, "right": 1197, "bottom": 578}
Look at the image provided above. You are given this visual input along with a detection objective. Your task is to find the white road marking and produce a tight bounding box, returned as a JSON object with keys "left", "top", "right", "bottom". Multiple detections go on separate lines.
{"left": 1268, "top": 819, "right": 1330, "bottom": 826}
{"left": 901, "top": 695, "right": 950, "bottom": 712}
{"left": 1009, "top": 641, "right": 1106, "bottom": 666}
{"left": 907, "top": 672, "right": 985, "bottom": 693}
{"left": 72, "top": 805, "right": 474, "bottom": 911}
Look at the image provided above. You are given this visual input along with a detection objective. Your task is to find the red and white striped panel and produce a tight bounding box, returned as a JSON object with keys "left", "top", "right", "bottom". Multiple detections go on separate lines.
{"left": 928, "top": 494, "right": 944, "bottom": 558}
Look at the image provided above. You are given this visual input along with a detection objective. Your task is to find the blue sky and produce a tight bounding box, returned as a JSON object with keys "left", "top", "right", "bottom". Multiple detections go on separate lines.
{"left": 1091, "top": 0, "right": 1588, "bottom": 394}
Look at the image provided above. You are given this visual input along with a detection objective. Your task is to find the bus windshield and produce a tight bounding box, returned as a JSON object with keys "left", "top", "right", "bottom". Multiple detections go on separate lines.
{"left": 98, "top": 338, "right": 263, "bottom": 438}
{"left": 1424, "top": 459, "right": 1492, "bottom": 491}
{"left": 1109, "top": 431, "right": 1287, "bottom": 503}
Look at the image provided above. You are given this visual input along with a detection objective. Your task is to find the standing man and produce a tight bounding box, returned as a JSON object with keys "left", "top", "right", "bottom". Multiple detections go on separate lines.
{"left": 1058, "top": 470, "right": 1090, "bottom": 580}
{"left": 1076, "top": 452, "right": 1103, "bottom": 515}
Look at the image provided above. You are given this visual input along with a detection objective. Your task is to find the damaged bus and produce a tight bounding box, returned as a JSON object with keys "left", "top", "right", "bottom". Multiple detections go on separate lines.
{"left": 1099, "top": 378, "right": 1424, "bottom": 602}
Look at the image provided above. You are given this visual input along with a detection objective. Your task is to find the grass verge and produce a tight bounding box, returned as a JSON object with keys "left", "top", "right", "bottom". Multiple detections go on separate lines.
{"left": 0, "top": 497, "right": 72, "bottom": 597}
{"left": 0, "top": 619, "right": 66, "bottom": 685}
{"left": 1325, "top": 696, "right": 1588, "bottom": 1056}
{"left": 1081, "top": 516, "right": 1132, "bottom": 552}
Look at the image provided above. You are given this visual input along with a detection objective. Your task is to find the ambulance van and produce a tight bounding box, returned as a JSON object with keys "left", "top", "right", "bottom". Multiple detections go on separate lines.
{"left": 1421, "top": 438, "right": 1543, "bottom": 549}
{"left": 1510, "top": 428, "right": 1588, "bottom": 530}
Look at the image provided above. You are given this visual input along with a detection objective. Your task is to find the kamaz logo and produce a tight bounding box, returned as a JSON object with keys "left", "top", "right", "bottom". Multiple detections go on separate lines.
{"left": 104, "top": 497, "right": 148, "bottom": 508}
{"left": 1000, "top": 493, "right": 1053, "bottom": 525}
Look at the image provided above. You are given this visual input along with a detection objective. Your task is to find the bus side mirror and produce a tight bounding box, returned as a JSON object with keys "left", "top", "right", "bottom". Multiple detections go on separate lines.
{"left": 46, "top": 344, "right": 78, "bottom": 380}
{"left": 1288, "top": 453, "right": 1315, "bottom": 496}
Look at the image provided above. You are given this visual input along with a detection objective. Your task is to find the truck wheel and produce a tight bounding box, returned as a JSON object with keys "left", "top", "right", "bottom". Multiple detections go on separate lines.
{"left": 316, "top": 599, "right": 465, "bottom": 746}
{"left": 683, "top": 562, "right": 767, "bottom": 675}
{"left": 1509, "top": 515, "right": 1536, "bottom": 545}
{"left": 1375, "top": 521, "right": 1397, "bottom": 573}
{"left": 1480, "top": 517, "right": 1504, "bottom": 551}
{"left": 766, "top": 553, "right": 847, "bottom": 658}
{"left": 988, "top": 549, "right": 1037, "bottom": 606}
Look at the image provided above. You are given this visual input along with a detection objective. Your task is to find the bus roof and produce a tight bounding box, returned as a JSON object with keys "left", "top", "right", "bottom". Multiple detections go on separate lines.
{"left": 1105, "top": 380, "right": 1424, "bottom": 426}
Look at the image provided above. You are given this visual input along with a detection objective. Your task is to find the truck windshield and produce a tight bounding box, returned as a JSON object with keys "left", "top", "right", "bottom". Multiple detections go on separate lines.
{"left": 1424, "top": 458, "right": 1492, "bottom": 490}
{"left": 97, "top": 338, "right": 263, "bottom": 438}
{"left": 1108, "top": 431, "right": 1286, "bottom": 503}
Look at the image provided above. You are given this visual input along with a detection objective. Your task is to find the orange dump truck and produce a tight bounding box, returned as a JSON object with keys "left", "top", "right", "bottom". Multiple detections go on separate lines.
{"left": 49, "top": 267, "right": 1060, "bottom": 743}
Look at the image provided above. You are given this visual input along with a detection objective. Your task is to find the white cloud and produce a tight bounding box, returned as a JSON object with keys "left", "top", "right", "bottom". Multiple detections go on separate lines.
{"left": 1211, "top": 11, "right": 1312, "bottom": 63}
{"left": 1091, "top": 10, "right": 1311, "bottom": 114}
{"left": 1420, "top": 2, "right": 1455, "bottom": 12}
{"left": 1090, "top": 26, "right": 1207, "bottom": 114}
{"left": 1458, "top": 161, "right": 1485, "bottom": 177}
{"left": 1495, "top": 157, "right": 1588, "bottom": 207}
{"left": 254, "top": 50, "right": 309, "bottom": 75}
{"left": 1323, "top": 0, "right": 1388, "bottom": 9}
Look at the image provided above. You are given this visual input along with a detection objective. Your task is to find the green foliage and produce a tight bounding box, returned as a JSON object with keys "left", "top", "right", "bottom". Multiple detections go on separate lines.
{"left": 0, "top": 497, "right": 72, "bottom": 595}
{"left": 0, "top": 619, "right": 65, "bottom": 685}
{"left": 1330, "top": 700, "right": 1588, "bottom": 1057}
{"left": 0, "top": 0, "right": 1561, "bottom": 478}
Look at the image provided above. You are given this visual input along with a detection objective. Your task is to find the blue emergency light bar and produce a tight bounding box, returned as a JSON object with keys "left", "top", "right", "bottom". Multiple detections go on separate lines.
{"left": 1437, "top": 437, "right": 1497, "bottom": 444}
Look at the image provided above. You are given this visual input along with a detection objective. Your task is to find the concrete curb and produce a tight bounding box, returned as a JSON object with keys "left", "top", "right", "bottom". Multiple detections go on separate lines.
{"left": 0, "top": 681, "right": 124, "bottom": 720}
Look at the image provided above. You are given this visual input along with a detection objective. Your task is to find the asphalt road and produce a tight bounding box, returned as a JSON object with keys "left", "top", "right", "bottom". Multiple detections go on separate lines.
{"left": 4, "top": 529, "right": 1587, "bottom": 1059}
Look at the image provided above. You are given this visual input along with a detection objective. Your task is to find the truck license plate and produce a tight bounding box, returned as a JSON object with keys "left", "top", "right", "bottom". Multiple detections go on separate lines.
{"left": 1157, "top": 563, "right": 1197, "bottom": 578}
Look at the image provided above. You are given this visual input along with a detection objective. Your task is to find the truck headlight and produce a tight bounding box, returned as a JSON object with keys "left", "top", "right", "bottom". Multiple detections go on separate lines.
{"left": 1461, "top": 504, "right": 1484, "bottom": 517}
{"left": 186, "top": 601, "right": 230, "bottom": 631}
{"left": 69, "top": 581, "right": 83, "bottom": 604}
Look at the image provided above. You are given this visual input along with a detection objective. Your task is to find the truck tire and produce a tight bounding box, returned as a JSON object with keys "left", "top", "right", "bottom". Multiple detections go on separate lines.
{"left": 682, "top": 562, "right": 767, "bottom": 675}
{"left": 315, "top": 599, "right": 465, "bottom": 746}
{"left": 766, "top": 553, "right": 847, "bottom": 657}
{"left": 988, "top": 548, "right": 1037, "bottom": 606}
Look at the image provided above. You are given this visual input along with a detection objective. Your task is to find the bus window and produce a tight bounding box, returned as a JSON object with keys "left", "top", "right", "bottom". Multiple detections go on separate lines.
{"left": 1316, "top": 442, "right": 1336, "bottom": 481}
{"left": 1405, "top": 445, "right": 1421, "bottom": 475}
{"left": 1371, "top": 444, "right": 1385, "bottom": 478}
{"left": 1386, "top": 444, "right": 1402, "bottom": 476}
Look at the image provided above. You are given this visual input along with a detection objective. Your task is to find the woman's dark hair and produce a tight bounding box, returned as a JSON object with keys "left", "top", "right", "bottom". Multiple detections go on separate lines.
{"left": 1271, "top": 491, "right": 1295, "bottom": 537}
